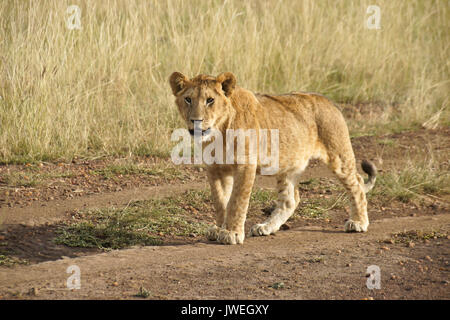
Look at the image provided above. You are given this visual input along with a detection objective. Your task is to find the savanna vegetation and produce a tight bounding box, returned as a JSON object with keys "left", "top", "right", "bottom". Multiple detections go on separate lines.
{"left": 1, "top": 0, "right": 448, "bottom": 163}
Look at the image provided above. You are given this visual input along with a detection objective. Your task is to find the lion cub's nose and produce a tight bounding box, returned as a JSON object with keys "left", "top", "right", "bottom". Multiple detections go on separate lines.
{"left": 189, "top": 119, "right": 203, "bottom": 135}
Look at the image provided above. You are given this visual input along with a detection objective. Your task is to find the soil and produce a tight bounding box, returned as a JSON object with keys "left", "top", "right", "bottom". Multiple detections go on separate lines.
{"left": 0, "top": 128, "right": 448, "bottom": 300}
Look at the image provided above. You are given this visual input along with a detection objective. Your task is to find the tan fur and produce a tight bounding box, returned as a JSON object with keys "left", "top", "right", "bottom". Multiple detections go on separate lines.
{"left": 169, "top": 72, "right": 377, "bottom": 244}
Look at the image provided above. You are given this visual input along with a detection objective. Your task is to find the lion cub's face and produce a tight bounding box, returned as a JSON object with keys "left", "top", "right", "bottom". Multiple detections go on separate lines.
{"left": 169, "top": 72, "right": 236, "bottom": 138}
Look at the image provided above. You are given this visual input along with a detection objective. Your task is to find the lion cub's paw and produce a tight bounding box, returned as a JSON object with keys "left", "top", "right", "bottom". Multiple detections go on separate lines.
{"left": 206, "top": 225, "right": 221, "bottom": 241}
{"left": 249, "top": 223, "right": 273, "bottom": 237}
{"left": 344, "top": 219, "right": 368, "bottom": 233}
{"left": 217, "top": 228, "right": 245, "bottom": 245}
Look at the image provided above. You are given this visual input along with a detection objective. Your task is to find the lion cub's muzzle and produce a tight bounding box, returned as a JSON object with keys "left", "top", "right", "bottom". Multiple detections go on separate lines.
{"left": 189, "top": 120, "right": 211, "bottom": 137}
{"left": 189, "top": 128, "right": 211, "bottom": 136}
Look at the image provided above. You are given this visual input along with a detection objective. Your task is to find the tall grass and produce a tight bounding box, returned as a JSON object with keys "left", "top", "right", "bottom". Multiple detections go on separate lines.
{"left": 0, "top": 0, "right": 448, "bottom": 163}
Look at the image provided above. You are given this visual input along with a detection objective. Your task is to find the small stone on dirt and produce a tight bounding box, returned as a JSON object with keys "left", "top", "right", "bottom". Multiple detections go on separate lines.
{"left": 135, "top": 286, "right": 151, "bottom": 298}
{"left": 407, "top": 241, "right": 415, "bottom": 248}
{"left": 28, "top": 287, "right": 39, "bottom": 296}
{"left": 270, "top": 282, "right": 285, "bottom": 290}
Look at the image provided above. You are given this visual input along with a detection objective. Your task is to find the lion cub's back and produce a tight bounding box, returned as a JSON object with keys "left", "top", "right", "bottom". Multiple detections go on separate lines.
{"left": 256, "top": 91, "right": 345, "bottom": 124}
{"left": 254, "top": 91, "right": 351, "bottom": 164}
{"left": 255, "top": 91, "right": 341, "bottom": 127}
{"left": 256, "top": 91, "right": 334, "bottom": 111}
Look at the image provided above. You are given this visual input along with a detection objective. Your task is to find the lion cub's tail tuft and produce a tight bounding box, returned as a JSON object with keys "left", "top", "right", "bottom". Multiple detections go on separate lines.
{"left": 361, "top": 160, "right": 377, "bottom": 193}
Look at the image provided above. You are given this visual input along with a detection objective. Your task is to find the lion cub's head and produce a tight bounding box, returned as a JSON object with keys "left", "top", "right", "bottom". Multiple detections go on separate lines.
{"left": 169, "top": 72, "right": 236, "bottom": 138}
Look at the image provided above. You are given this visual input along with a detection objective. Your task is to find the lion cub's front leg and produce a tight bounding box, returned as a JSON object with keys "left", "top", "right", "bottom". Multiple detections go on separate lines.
{"left": 206, "top": 166, "right": 233, "bottom": 241}
{"left": 208, "top": 165, "right": 256, "bottom": 245}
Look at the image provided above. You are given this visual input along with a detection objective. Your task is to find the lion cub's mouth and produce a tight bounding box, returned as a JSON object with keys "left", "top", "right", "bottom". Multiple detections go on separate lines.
{"left": 189, "top": 127, "right": 211, "bottom": 136}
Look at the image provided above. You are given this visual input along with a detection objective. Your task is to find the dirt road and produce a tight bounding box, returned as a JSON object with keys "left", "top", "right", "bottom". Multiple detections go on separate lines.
{"left": 0, "top": 213, "right": 449, "bottom": 300}
{"left": 0, "top": 129, "right": 449, "bottom": 299}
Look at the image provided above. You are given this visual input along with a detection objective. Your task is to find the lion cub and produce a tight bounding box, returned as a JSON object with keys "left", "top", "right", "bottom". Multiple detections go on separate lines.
{"left": 169, "top": 72, "right": 376, "bottom": 245}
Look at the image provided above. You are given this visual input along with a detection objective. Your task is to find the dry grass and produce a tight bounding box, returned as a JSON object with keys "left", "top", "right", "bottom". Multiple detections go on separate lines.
{"left": 0, "top": 0, "right": 448, "bottom": 163}
{"left": 369, "top": 156, "right": 450, "bottom": 205}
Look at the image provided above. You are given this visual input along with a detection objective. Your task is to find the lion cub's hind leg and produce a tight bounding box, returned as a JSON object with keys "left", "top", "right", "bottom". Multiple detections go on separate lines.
{"left": 249, "top": 170, "right": 302, "bottom": 237}
{"left": 328, "top": 155, "right": 369, "bottom": 232}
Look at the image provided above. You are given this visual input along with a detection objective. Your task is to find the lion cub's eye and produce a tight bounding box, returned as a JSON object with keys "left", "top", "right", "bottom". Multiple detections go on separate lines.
{"left": 206, "top": 97, "right": 214, "bottom": 105}
{"left": 184, "top": 97, "right": 191, "bottom": 105}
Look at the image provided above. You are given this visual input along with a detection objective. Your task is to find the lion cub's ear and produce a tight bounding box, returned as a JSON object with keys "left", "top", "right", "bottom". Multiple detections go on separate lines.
{"left": 216, "top": 72, "right": 236, "bottom": 97}
{"left": 169, "top": 72, "right": 189, "bottom": 96}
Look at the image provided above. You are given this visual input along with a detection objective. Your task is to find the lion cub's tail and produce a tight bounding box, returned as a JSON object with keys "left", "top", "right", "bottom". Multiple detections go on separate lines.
{"left": 361, "top": 160, "right": 377, "bottom": 193}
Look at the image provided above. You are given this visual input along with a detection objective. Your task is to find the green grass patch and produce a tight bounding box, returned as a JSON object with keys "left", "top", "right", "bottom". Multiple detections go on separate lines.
{"left": 0, "top": 168, "right": 75, "bottom": 187}
{"left": 298, "top": 202, "right": 331, "bottom": 219}
{"left": 296, "top": 192, "right": 348, "bottom": 219}
{"left": 135, "top": 286, "right": 151, "bottom": 298}
{"left": 250, "top": 185, "right": 347, "bottom": 219}
{"left": 388, "top": 230, "right": 448, "bottom": 245}
{"left": 249, "top": 188, "right": 277, "bottom": 216}
{"left": 91, "top": 163, "right": 183, "bottom": 180}
{"left": 55, "top": 190, "right": 212, "bottom": 250}
{"left": 54, "top": 187, "right": 287, "bottom": 249}
{"left": 0, "top": 254, "right": 28, "bottom": 267}
{"left": 250, "top": 188, "right": 277, "bottom": 205}
{"left": 269, "top": 282, "right": 285, "bottom": 289}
